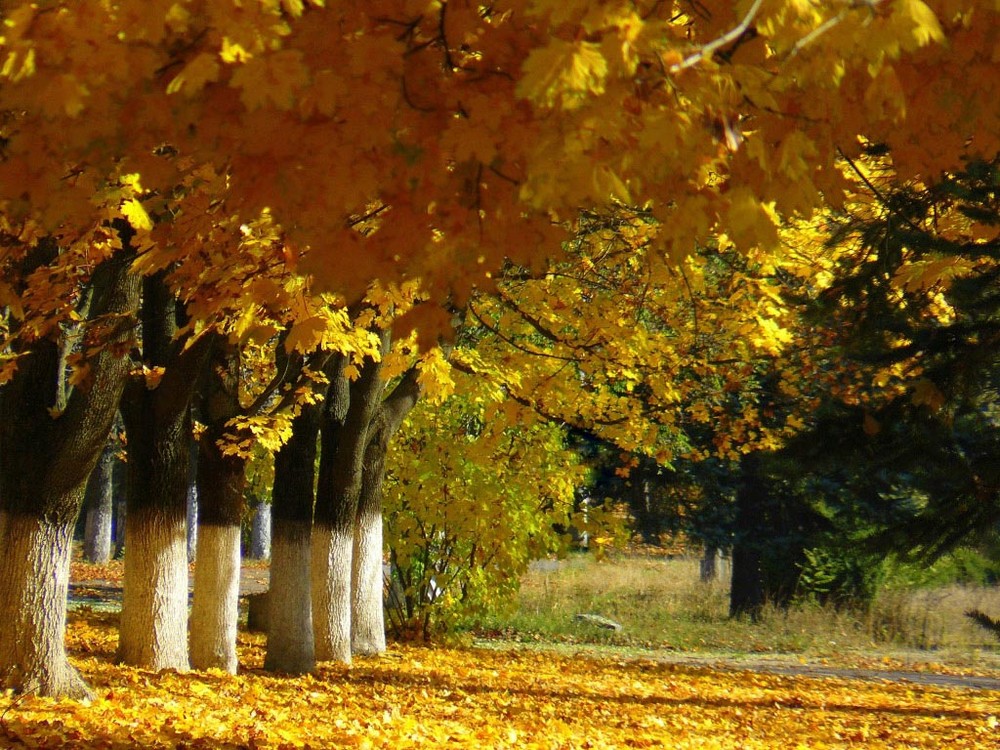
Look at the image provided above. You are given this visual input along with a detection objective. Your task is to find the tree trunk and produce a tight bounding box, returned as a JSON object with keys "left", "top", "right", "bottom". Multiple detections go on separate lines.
{"left": 0, "top": 244, "right": 139, "bottom": 697}
{"left": 351, "top": 426, "right": 388, "bottom": 656}
{"left": 700, "top": 545, "right": 719, "bottom": 583}
{"left": 190, "top": 336, "right": 246, "bottom": 673}
{"left": 0, "top": 514, "right": 91, "bottom": 698}
{"left": 118, "top": 504, "right": 190, "bottom": 668}
{"left": 729, "top": 456, "right": 766, "bottom": 619}
{"left": 118, "top": 273, "right": 208, "bottom": 670}
{"left": 249, "top": 499, "right": 271, "bottom": 560}
{"left": 190, "top": 524, "right": 241, "bottom": 672}
{"left": 265, "top": 404, "right": 321, "bottom": 674}
{"left": 83, "top": 437, "right": 116, "bottom": 564}
{"left": 313, "top": 345, "right": 386, "bottom": 664}
{"left": 113, "top": 460, "right": 127, "bottom": 558}
{"left": 186, "top": 474, "right": 199, "bottom": 562}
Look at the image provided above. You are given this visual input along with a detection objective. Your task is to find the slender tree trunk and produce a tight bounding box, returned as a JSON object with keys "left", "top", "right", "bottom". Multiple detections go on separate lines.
{"left": 700, "top": 545, "right": 719, "bottom": 583}
{"left": 351, "top": 428, "right": 388, "bottom": 656}
{"left": 265, "top": 404, "right": 321, "bottom": 674}
{"left": 729, "top": 455, "right": 766, "bottom": 619}
{"left": 113, "top": 458, "right": 127, "bottom": 558}
{"left": 313, "top": 345, "right": 385, "bottom": 664}
{"left": 186, "top": 475, "right": 199, "bottom": 562}
{"left": 249, "top": 500, "right": 271, "bottom": 560}
{"left": 351, "top": 367, "right": 422, "bottom": 655}
{"left": 191, "top": 336, "right": 246, "bottom": 673}
{"left": 83, "top": 437, "right": 116, "bottom": 564}
{"left": 0, "top": 245, "right": 139, "bottom": 698}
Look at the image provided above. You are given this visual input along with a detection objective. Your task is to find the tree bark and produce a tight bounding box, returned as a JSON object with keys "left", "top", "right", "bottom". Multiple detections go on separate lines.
{"left": 729, "top": 455, "right": 766, "bottom": 619}
{"left": 118, "top": 273, "right": 209, "bottom": 670}
{"left": 351, "top": 366, "right": 422, "bottom": 656}
{"left": 0, "top": 245, "right": 139, "bottom": 697}
{"left": 313, "top": 342, "right": 386, "bottom": 664}
{"left": 190, "top": 336, "right": 246, "bottom": 673}
{"left": 265, "top": 403, "right": 321, "bottom": 674}
{"left": 700, "top": 545, "right": 719, "bottom": 584}
{"left": 249, "top": 499, "right": 271, "bottom": 560}
{"left": 0, "top": 515, "right": 90, "bottom": 698}
{"left": 83, "top": 436, "right": 116, "bottom": 564}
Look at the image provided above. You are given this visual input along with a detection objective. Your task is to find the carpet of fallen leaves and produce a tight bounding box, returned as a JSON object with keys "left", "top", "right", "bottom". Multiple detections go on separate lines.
{"left": 1, "top": 610, "right": 997, "bottom": 749}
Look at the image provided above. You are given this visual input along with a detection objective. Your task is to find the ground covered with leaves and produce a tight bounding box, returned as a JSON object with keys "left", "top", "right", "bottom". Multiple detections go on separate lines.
{"left": 0, "top": 611, "right": 995, "bottom": 749}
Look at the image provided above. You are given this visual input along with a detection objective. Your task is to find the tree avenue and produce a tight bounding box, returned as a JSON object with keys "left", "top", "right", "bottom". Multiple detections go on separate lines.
{"left": 0, "top": 0, "right": 996, "bottom": 698}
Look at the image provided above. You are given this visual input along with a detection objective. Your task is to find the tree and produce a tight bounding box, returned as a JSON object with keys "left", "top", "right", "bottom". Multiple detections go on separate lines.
{"left": 0, "top": 233, "right": 139, "bottom": 698}
{"left": 117, "top": 273, "right": 211, "bottom": 671}
{"left": 82, "top": 429, "right": 119, "bottom": 564}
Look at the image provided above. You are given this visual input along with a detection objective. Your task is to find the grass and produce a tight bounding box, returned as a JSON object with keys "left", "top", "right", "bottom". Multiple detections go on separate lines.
{"left": 474, "top": 552, "right": 1000, "bottom": 673}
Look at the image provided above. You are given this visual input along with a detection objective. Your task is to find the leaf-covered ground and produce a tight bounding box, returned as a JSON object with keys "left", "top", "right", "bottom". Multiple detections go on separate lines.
{"left": 1, "top": 611, "right": 997, "bottom": 749}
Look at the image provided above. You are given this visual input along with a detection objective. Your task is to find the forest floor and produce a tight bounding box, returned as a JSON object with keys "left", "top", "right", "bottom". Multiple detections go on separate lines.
{"left": 68, "top": 556, "right": 1000, "bottom": 693}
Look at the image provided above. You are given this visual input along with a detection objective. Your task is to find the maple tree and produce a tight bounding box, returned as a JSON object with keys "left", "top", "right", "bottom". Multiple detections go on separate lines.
{"left": 0, "top": 0, "right": 996, "bottom": 699}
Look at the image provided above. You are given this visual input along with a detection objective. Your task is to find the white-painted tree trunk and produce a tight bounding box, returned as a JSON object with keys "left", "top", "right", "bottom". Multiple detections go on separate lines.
{"left": 249, "top": 500, "right": 271, "bottom": 560}
{"left": 265, "top": 525, "right": 315, "bottom": 673}
{"left": 311, "top": 524, "right": 353, "bottom": 664}
{"left": 189, "top": 524, "right": 241, "bottom": 672}
{"left": 0, "top": 513, "right": 91, "bottom": 698}
{"left": 118, "top": 508, "right": 189, "bottom": 670}
{"left": 186, "top": 482, "right": 198, "bottom": 563}
{"left": 351, "top": 508, "right": 385, "bottom": 656}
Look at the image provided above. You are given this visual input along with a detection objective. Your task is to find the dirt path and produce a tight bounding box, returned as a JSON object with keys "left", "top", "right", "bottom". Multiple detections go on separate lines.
{"left": 70, "top": 567, "right": 1000, "bottom": 692}
{"left": 475, "top": 640, "right": 1000, "bottom": 692}
{"left": 647, "top": 652, "right": 1000, "bottom": 691}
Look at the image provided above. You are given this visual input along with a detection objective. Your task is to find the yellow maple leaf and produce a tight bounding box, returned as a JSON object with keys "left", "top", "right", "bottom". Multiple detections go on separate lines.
{"left": 121, "top": 198, "right": 153, "bottom": 231}
{"left": 518, "top": 39, "right": 608, "bottom": 109}
{"left": 166, "top": 52, "right": 221, "bottom": 97}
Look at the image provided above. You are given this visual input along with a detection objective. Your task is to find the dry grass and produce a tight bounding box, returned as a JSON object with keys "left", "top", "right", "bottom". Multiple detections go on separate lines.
{"left": 482, "top": 553, "right": 1000, "bottom": 669}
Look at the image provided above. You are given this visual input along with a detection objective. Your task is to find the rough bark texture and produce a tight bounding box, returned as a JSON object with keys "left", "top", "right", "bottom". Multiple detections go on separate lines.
{"left": 0, "top": 514, "right": 91, "bottom": 698}
{"left": 117, "top": 505, "right": 189, "bottom": 668}
{"left": 249, "top": 500, "right": 271, "bottom": 560}
{"left": 313, "top": 344, "right": 386, "bottom": 664}
{"left": 311, "top": 525, "right": 354, "bottom": 663}
{"left": 190, "top": 525, "right": 241, "bottom": 672}
{"left": 190, "top": 336, "right": 246, "bottom": 672}
{"left": 0, "top": 246, "right": 139, "bottom": 697}
{"left": 266, "top": 522, "right": 315, "bottom": 673}
{"left": 265, "top": 403, "right": 321, "bottom": 674}
{"left": 118, "top": 273, "right": 209, "bottom": 670}
{"left": 351, "top": 496, "right": 385, "bottom": 655}
{"left": 83, "top": 438, "right": 116, "bottom": 564}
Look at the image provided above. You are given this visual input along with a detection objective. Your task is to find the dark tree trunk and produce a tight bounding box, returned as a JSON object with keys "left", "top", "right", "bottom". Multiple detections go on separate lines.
{"left": 265, "top": 403, "right": 322, "bottom": 674}
{"left": 118, "top": 273, "right": 209, "bottom": 670}
{"left": 0, "top": 245, "right": 139, "bottom": 698}
{"left": 83, "top": 435, "right": 117, "bottom": 564}
{"left": 700, "top": 545, "right": 719, "bottom": 583}
{"left": 191, "top": 335, "right": 247, "bottom": 672}
{"left": 113, "top": 455, "right": 127, "bottom": 558}
{"left": 729, "top": 455, "right": 767, "bottom": 619}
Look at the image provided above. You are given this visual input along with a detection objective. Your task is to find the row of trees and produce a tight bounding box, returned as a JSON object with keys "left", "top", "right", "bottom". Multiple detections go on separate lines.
{"left": 0, "top": 0, "right": 996, "bottom": 698}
